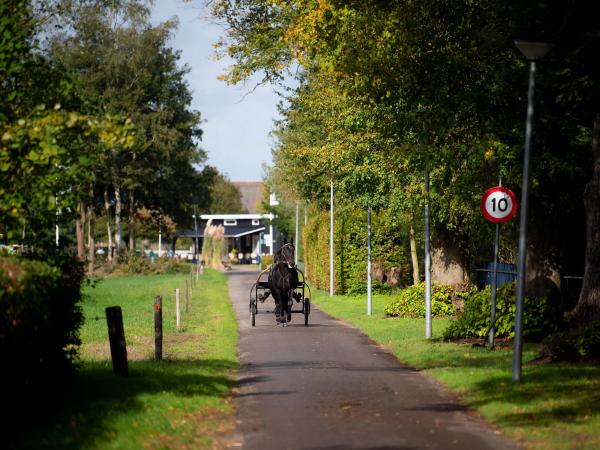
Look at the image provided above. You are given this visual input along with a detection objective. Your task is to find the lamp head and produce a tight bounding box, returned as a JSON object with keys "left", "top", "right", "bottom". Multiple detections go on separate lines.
{"left": 514, "top": 41, "right": 554, "bottom": 61}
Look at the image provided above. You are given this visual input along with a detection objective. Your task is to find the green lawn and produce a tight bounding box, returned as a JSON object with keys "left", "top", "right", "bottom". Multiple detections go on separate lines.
{"left": 313, "top": 290, "right": 600, "bottom": 450}
{"left": 15, "top": 269, "right": 238, "bottom": 450}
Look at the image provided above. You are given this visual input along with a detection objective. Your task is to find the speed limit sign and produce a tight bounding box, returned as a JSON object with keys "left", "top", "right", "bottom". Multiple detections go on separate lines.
{"left": 480, "top": 186, "right": 518, "bottom": 223}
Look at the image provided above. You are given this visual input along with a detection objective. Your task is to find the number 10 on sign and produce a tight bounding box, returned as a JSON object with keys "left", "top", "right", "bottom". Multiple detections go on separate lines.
{"left": 481, "top": 186, "right": 518, "bottom": 224}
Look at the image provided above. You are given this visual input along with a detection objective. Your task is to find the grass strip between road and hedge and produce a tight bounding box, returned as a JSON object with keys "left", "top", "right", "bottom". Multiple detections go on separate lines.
{"left": 18, "top": 268, "right": 239, "bottom": 450}
{"left": 312, "top": 290, "right": 600, "bottom": 450}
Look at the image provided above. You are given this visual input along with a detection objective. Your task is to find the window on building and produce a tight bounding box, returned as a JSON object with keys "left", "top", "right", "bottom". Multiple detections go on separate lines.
{"left": 224, "top": 219, "right": 237, "bottom": 226}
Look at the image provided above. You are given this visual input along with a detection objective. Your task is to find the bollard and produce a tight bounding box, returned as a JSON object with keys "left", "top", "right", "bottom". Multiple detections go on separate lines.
{"left": 106, "top": 306, "right": 128, "bottom": 376}
{"left": 175, "top": 288, "right": 181, "bottom": 331}
{"left": 154, "top": 296, "right": 163, "bottom": 361}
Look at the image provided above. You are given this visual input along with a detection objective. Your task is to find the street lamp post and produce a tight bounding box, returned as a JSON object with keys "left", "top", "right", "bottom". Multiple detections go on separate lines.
{"left": 513, "top": 40, "right": 553, "bottom": 383}
{"left": 367, "top": 205, "right": 372, "bottom": 316}
{"left": 424, "top": 168, "right": 431, "bottom": 339}
{"left": 330, "top": 176, "right": 334, "bottom": 297}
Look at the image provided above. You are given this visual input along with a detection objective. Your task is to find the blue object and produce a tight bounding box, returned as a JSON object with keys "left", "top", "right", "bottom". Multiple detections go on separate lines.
{"left": 476, "top": 262, "right": 517, "bottom": 290}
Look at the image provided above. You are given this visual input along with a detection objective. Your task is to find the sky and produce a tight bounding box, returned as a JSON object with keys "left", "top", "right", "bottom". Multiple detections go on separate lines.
{"left": 151, "top": 1, "right": 283, "bottom": 182}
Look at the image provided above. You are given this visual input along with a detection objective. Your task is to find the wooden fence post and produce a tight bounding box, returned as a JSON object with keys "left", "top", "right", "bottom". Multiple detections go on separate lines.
{"left": 105, "top": 306, "right": 128, "bottom": 376}
{"left": 175, "top": 288, "right": 181, "bottom": 331}
{"left": 154, "top": 296, "right": 163, "bottom": 361}
{"left": 185, "top": 280, "right": 189, "bottom": 313}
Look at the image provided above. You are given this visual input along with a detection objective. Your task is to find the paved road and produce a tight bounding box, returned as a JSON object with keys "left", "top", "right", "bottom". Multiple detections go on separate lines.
{"left": 227, "top": 268, "right": 517, "bottom": 450}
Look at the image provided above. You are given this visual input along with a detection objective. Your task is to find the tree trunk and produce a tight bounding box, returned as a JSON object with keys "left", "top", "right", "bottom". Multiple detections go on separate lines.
{"left": 128, "top": 189, "right": 136, "bottom": 252}
{"left": 430, "top": 228, "right": 468, "bottom": 285}
{"left": 575, "top": 112, "right": 600, "bottom": 323}
{"left": 76, "top": 201, "right": 86, "bottom": 261}
{"left": 114, "top": 184, "right": 122, "bottom": 260}
{"left": 409, "top": 214, "right": 420, "bottom": 285}
{"left": 87, "top": 188, "right": 95, "bottom": 274}
{"left": 104, "top": 186, "right": 113, "bottom": 263}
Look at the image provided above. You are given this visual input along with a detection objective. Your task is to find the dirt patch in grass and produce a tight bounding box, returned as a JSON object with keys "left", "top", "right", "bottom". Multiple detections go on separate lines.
{"left": 81, "top": 334, "right": 203, "bottom": 361}
{"left": 443, "top": 336, "right": 513, "bottom": 349}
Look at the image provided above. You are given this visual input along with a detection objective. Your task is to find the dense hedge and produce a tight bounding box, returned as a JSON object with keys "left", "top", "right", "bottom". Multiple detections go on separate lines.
{"left": 384, "top": 282, "right": 473, "bottom": 318}
{"left": 303, "top": 206, "right": 412, "bottom": 294}
{"left": 443, "top": 283, "right": 563, "bottom": 340}
{"left": 0, "top": 255, "right": 84, "bottom": 394}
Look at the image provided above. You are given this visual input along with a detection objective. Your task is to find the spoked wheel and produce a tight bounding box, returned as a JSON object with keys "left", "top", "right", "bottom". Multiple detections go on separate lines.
{"left": 250, "top": 297, "right": 257, "bottom": 327}
{"left": 303, "top": 297, "right": 310, "bottom": 326}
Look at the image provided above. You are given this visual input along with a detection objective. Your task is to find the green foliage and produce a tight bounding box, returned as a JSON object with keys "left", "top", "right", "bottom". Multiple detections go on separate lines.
{"left": 111, "top": 255, "right": 191, "bottom": 276}
{"left": 207, "top": 173, "right": 245, "bottom": 213}
{"left": 260, "top": 254, "right": 273, "bottom": 270}
{"left": 384, "top": 282, "right": 471, "bottom": 318}
{"left": 541, "top": 321, "right": 600, "bottom": 362}
{"left": 443, "top": 284, "right": 563, "bottom": 340}
{"left": 0, "top": 254, "right": 84, "bottom": 395}
{"left": 303, "top": 206, "right": 410, "bottom": 294}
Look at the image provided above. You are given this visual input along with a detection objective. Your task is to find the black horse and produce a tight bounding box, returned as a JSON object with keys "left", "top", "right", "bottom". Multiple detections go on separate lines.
{"left": 268, "top": 243, "right": 299, "bottom": 326}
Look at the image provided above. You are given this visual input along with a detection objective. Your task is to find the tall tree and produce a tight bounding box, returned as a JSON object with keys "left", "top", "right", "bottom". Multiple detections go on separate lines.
{"left": 52, "top": 0, "right": 213, "bottom": 262}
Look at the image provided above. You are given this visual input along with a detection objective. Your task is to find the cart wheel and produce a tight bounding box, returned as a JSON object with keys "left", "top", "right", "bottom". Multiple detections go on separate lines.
{"left": 303, "top": 298, "right": 310, "bottom": 326}
{"left": 251, "top": 300, "right": 257, "bottom": 327}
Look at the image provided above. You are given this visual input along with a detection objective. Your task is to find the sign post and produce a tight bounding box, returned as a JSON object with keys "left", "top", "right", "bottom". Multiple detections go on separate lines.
{"left": 480, "top": 186, "right": 518, "bottom": 348}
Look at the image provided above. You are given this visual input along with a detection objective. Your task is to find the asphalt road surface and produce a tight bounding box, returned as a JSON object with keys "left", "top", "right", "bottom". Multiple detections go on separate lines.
{"left": 227, "top": 268, "right": 517, "bottom": 450}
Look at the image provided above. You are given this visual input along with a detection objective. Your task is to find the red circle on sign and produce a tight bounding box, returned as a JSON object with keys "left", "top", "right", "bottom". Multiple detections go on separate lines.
{"left": 480, "top": 186, "right": 518, "bottom": 223}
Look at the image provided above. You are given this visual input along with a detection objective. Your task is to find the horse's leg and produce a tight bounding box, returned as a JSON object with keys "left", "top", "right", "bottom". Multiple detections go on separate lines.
{"left": 287, "top": 290, "right": 293, "bottom": 322}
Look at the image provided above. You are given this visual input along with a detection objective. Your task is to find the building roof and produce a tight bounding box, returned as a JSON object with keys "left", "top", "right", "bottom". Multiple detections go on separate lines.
{"left": 177, "top": 224, "right": 266, "bottom": 238}
{"left": 232, "top": 181, "right": 263, "bottom": 213}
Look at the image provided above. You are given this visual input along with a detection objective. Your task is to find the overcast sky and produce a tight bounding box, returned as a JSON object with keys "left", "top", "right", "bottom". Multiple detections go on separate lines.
{"left": 151, "top": 1, "right": 283, "bottom": 182}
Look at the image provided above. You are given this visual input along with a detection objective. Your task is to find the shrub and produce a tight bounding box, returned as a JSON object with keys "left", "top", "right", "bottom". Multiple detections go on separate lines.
{"left": 0, "top": 254, "right": 84, "bottom": 394}
{"left": 260, "top": 254, "right": 273, "bottom": 270}
{"left": 384, "top": 282, "right": 471, "bottom": 318}
{"left": 541, "top": 321, "right": 600, "bottom": 362}
{"left": 443, "top": 283, "right": 563, "bottom": 340}
{"left": 113, "top": 254, "right": 191, "bottom": 276}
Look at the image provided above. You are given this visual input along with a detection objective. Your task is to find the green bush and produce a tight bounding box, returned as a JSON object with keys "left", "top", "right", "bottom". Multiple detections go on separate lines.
{"left": 0, "top": 255, "right": 84, "bottom": 393}
{"left": 112, "top": 254, "right": 191, "bottom": 276}
{"left": 443, "top": 283, "right": 563, "bottom": 340}
{"left": 260, "top": 254, "right": 273, "bottom": 270}
{"left": 384, "top": 282, "right": 471, "bottom": 318}
{"left": 541, "top": 321, "right": 600, "bottom": 362}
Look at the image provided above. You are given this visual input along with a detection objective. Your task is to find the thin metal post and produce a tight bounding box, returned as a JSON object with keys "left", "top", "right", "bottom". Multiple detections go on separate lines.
{"left": 513, "top": 61, "right": 536, "bottom": 382}
{"left": 489, "top": 222, "right": 500, "bottom": 348}
{"left": 55, "top": 196, "right": 59, "bottom": 247}
{"left": 295, "top": 202, "right": 299, "bottom": 266}
{"left": 424, "top": 168, "right": 431, "bottom": 339}
{"left": 367, "top": 206, "right": 372, "bottom": 316}
{"left": 304, "top": 203, "right": 307, "bottom": 225}
{"left": 158, "top": 226, "right": 162, "bottom": 257}
{"left": 193, "top": 206, "right": 199, "bottom": 263}
{"left": 330, "top": 177, "right": 334, "bottom": 297}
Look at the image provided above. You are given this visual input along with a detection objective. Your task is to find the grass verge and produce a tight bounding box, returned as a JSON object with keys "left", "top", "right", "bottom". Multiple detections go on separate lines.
{"left": 312, "top": 290, "right": 600, "bottom": 450}
{"left": 12, "top": 269, "right": 238, "bottom": 450}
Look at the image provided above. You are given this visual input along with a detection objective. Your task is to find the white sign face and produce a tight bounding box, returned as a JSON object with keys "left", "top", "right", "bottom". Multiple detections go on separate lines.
{"left": 484, "top": 191, "right": 513, "bottom": 219}
{"left": 480, "top": 186, "right": 518, "bottom": 223}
